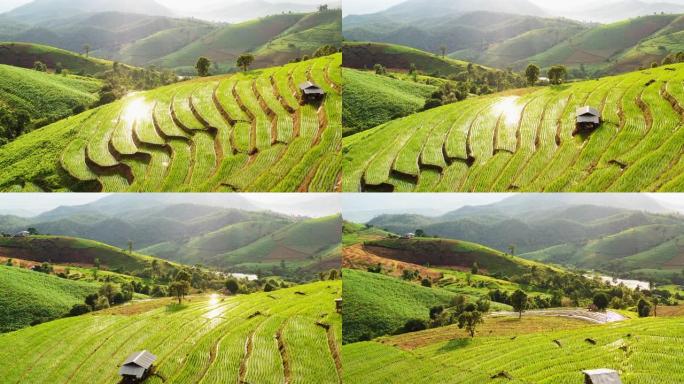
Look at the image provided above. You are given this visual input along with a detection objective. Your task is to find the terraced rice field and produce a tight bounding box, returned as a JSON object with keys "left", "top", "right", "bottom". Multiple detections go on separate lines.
{"left": 343, "top": 64, "right": 684, "bottom": 192}
{"left": 0, "top": 54, "right": 341, "bottom": 192}
{"left": 0, "top": 281, "right": 342, "bottom": 384}
{"left": 343, "top": 316, "right": 684, "bottom": 384}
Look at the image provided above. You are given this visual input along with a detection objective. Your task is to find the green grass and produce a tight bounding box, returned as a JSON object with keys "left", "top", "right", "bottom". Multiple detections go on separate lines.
{"left": 0, "top": 265, "right": 99, "bottom": 332}
{"left": 0, "top": 54, "right": 341, "bottom": 192}
{"left": 343, "top": 316, "right": 684, "bottom": 383}
{"left": 0, "top": 281, "right": 342, "bottom": 383}
{"left": 0, "top": 42, "right": 112, "bottom": 74}
{"left": 0, "top": 64, "right": 101, "bottom": 121}
{"left": 343, "top": 63, "right": 684, "bottom": 192}
{"left": 342, "top": 68, "right": 436, "bottom": 136}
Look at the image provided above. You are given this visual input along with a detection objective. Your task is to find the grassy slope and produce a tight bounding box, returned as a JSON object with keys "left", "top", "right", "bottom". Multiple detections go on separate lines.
{"left": 0, "top": 42, "right": 112, "bottom": 74}
{"left": 343, "top": 41, "right": 474, "bottom": 75}
{"left": 0, "top": 281, "right": 342, "bottom": 383}
{"left": 139, "top": 219, "right": 294, "bottom": 265}
{"left": 118, "top": 25, "right": 218, "bottom": 66}
{"left": 220, "top": 215, "right": 342, "bottom": 271}
{"left": 343, "top": 316, "right": 684, "bottom": 383}
{"left": 342, "top": 68, "right": 436, "bottom": 136}
{"left": 0, "top": 265, "right": 99, "bottom": 332}
{"left": 0, "top": 236, "right": 175, "bottom": 273}
{"left": 0, "top": 64, "right": 101, "bottom": 120}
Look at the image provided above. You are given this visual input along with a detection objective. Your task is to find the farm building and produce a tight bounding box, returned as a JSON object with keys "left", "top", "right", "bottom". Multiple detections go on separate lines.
{"left": 335, "top": 298, "right": 342, "bottom": 313}
{"left": 119, "top": 350, "right": 157, "bottom": 382}
{"left": 575, "top": 106, "right": 601, "bottom": 134}
{"left": 299, "top": 81, "right": 325, "bottom": 102}
{"left": 402, "top": 233, "right": 415, "bottom": 239}
{"left": 14, "top": 231, "right": 30, "bottom": 238}
{"left": 582, "top": 368, "right": 622, "bottom": 384}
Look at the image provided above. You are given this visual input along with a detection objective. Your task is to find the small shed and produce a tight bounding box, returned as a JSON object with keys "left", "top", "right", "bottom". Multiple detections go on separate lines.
{"left": 583, "top": 369, "right": 622, "bottom": 384}
{"left": 298, "top": 81, "right": 325, "bottom": 102}
{"left": 14, "top": 231, "right": 30, "bottom": 238}
{"left": 402, "top": 233, "right": 415, "bottom": 239}
{"left": 575, "top": 106, "right": 601, "bottom": 133}
{"left": 335, "top": 298, "right": 342, "bottom": 313}
{"left": 119, "top": 350, "right": 157, "bottom": 382}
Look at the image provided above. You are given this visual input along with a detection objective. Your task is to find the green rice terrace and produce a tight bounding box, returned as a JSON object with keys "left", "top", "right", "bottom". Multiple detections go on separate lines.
{"left": 0, "top": 280, "right": 342, "bottom": 384}
{"left": 0, "top": 54, "right": 341, "bottom": 192}
{"left": 343, "top": 63, "right": 684, "bottom": 192}
{"left": 343, "top": 316, "right": 684, "bottom": 384}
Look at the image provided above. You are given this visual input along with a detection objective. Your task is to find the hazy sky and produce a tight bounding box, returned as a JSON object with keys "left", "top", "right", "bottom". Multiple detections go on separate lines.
{"left": 342, "top": 0, "right": 684, "bottom": 16}
{"left": 0, "top": 193, "right": 340, "bottom": 218}
{"left": 0, "top": 0, "right": 330, "bottom": 14}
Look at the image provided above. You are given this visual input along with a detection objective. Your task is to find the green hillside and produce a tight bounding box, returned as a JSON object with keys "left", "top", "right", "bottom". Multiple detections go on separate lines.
{"left": 0, "top": 54, "right": 341, "bottom": 192}
{"left": 0, "top": 265, "right": 99, "bottom": 332}
{"left": 523, "top": 14, "right": 683, "bottom": 74}
{"left": 343, "top": 316, "right": 684, "bottom": 383}
{"left": 343, "top": 63, "right": 684, "bottom": 192}
{"left": 343, "top": 41, "right": 473, "bottom": 75}
{"left": 0, "top": 63, "right": 101, "bottom": 126}
{"left": 0, "top": 236, "right": 177, "bottom": 273}
{"left": 0, "top": 281, "right": 342, "bottom": 383}
{"left": 156, "top": 10, "right": 342, "bottom": 73}
{"left": 0, "top": 42, "right": 112, "bottom": 74}
{"left": 342, "top": 68, "right": 436, "bottom": 136}
{"left": 342, "top": 269, "right": 457, "bottom": 344}
{"left": 218, "top": 215, "right": 343, "bottom": 272}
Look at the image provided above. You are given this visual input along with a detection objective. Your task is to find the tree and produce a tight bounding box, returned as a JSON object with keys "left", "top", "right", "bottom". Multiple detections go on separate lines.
{"left": 318, "top": 4, "right": 329, "bottom": 11}
{"left": 225, "top": 278, "right": 240, "bottom": 295}
{"left": 33, "top": 60, "right": 47, "bottom": 72}
{"left": 236, "top": 54, "right": 255, "bottom": 72}
{"left": 313, "top": 44, "right": 337, "bottom": 58}
{"left": 637, "top": 299, "right": 651, "bottom": 317}
{"left": 94, "top": 258, "right": 100, "bottom": 269}
{"left": 547, "top": 65, "right": 567, "bottom": 85}
{"left": 652, "top": 297, "right": 659, "bottom": 317}
{"left": 593, "top": 292, "right": 609, "bottom": 312}
{"left": 94, "top": 295, "right": 110, "bottom": 310}
{"left": 471, "top": 262, "right": 479, "bottom": 275}
{"left": 421, "top": 278, "right": 432, "bottom": 287}
{"left": 5, "top": 258, "right": 12, "bottom": 267}
{"left": 510, "top": 290, "right": 528, "bottom": 319}
{"left": 196, "top": 57, "right": 211, "bottom": 77}
{"left": 457, "top": 308, "right": 484, "bottom": 338}
{"left": 69, "top": 303, "right": 91, "bottom": 316}
{"left": 403, "top": 318, "right": 427, "bottom": 333}
{"left": 169, "top": 281, "right": 191, "bottom": 304}
{"left": 328, "top": 269, "right": 339, "bottom": 280}
{"left": 27, "top": 227, "right": 38, "bottom": 235}
{"left": 128, "top": 241, "right": 133, "bottom": 255}
{"left": 83, "top": 44, "right": 91, "bottom": 58}
{"left": 508, "top": 244, "right": 516, "bottom": 256}
{"left": 525, "top": 64, "right": 540, "bottom": 86}
{"left": 373, "top": 64, "right": 386, "bottom": 75}
{"left": 415, "top": 229, "right": 425, "bottom": 237}
{"left": 99, "top": 283, "right": 119, "bottom": 302}
{"left": 55, "top": 62, "right": 63, "bottom": 74}
{"left": 439, "top": 45, "right": 447, "bottom": 58}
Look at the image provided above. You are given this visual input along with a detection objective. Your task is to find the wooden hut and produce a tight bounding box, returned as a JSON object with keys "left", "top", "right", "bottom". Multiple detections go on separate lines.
{"left": 298, "top": 81, "right": 325, "bottom": 103}
{"left": 119, "top": 350, "right": 157, "bottom": 383}
{"left": 575, "top": 106, "right": 601, "bottom": 134}
{"left": 335, "top": 298, "right": 342, "bottom": 313}
{"left": 583, "top": 369, "right": 622, "bottom": 384}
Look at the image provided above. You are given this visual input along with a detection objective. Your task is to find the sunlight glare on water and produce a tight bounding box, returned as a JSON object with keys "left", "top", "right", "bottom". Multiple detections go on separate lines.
{"left": 121, "top": 97, "right": 152, "bottom": 126}
{"left": 208, "top": 293, "right": 220, "bottom": 306}
{"left": 492, "top": 96, "right": 522, "bottom": 126}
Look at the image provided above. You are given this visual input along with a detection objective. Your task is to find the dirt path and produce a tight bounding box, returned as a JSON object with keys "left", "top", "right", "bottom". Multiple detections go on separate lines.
{"left": 490, "top": 308, "right": 627, "bottom": 324}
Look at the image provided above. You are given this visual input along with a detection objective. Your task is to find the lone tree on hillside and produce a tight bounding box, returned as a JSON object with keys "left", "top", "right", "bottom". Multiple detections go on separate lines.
{"left": 508, "top": 244, "right": 516, "bottom": 256}
{"left": 33, "top": 61, "right": 47, "bottom": 72}
{"left": 225, "top": 277, "right": 240, "bottom": 295}
{"left": 457, "top": 304, "right": 484, "bottom": 338}
{"left": 196, "top": 56, "right": 211, "bottom": 77}
{"left": 83, "top": 44, "right": 91, "bottom": 58}
{"left": 169, "top": 281, "right": 190, "bottom": 304}
{"left": 318, "top": 4, "right": 329, "bottom": 12}
{"left": 511, "top": 289, "right": 528, "bottom": 319}
{"left": 525, "top": 64, "right": 540, "bottom": 86}
{"left": 471, "top": 262, "right": 479, "bottom": 275}
{"left": 237, "top": 54, "right": 255, "bottom": 72}
{"left": 439, "top": 45, "right": 447, "bottom": 58}
{"left": 593, "top": 292, "right": 609, "bottom": 312}
{"left": 547, "top": 65, "right": 567, "bottom": 85}
{"left": 415, "top": 229, "right": 425, "bottom": 237}
{"left": 637, "top": 299, "right": 651, "bottom": 317}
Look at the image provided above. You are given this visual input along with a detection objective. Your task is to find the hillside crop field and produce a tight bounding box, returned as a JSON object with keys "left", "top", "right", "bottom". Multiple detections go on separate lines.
{"left": 343, "top": 64, "right": 684, "bottom": 192}
{"left": 0, "top": 54, "right": 341, "bottom": 192}
{"left": 0, "top": 281, "right": 342, "bottom": 384}
{"left": 0, "top": 265, "right": 99, "bottom": 332}
{"left": 0, "top": 42, "right": 113, "bottom": 74}
{"left": 343, "top": 316, "right": 684, "bottom": 384}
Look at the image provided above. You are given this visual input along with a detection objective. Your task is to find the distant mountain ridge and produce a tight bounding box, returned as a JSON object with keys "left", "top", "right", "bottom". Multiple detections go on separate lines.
{"left": 562, "top": 0, "right": 684, "bottom": 23}
{"left": 3, "top": 0, "right": 174, "bottom": 23}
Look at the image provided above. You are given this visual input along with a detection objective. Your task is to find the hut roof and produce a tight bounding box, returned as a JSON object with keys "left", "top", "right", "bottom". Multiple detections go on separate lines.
{"left": 576, "top": 106, "right": 600, "bottom": 117}
{"left": 119, "top": 350, "right": 157, "bottom": 378}
{"left": 299, "top": 81, "right": 325, "bottom": 95}
{"left": 583, "top": 369, "right": 622, "bottom": 384}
